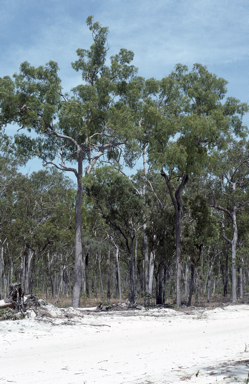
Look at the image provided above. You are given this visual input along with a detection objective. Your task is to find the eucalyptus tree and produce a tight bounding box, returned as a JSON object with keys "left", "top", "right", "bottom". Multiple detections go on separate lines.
{"left": 134, "top": 169, "right": 175, "bottom": 303}
{"left": 86, "top": 166, "right": 144, "bottom": 304}
{"left": 0, "top": 17, "right": 141, "bottom": 306}
{"left": 208, "top": 139, "right": 249, "bottom": 302}
{"left": 3, "top": 168, "right": 74, "bottom": 295}
{"left": 143, "top": 64, "right": 248, "bottom": 307}
{"left": 182, "top": 194, "right": 219, "bottom": 306}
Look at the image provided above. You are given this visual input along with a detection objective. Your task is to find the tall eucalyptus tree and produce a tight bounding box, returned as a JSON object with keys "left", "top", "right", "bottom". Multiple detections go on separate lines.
{"left": 0, "top": 17, "right": 140, "bottom": 306}
{"left": 144, "top": 64, "right": 248, "bottom": 307}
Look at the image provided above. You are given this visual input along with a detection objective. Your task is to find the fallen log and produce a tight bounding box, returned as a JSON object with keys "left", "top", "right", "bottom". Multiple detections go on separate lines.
{"left": 0, "top": 300, "right": 14, "bottom": 309}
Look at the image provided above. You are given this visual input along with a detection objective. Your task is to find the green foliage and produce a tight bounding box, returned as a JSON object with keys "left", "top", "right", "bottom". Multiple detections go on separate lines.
{"left": 183, "top": 194, "right": 219, "bottom": 254}
{"left": 145, "top": 64, "right": 248, "bottom": 175}
{"left": 0, "top": 16, "right": 141, "bottom": 169}
{"left": 87, "top": 166, "right": 144, "bottom": 230}
{"left": 0, "top": 308, "right": 15, "bottom": 320}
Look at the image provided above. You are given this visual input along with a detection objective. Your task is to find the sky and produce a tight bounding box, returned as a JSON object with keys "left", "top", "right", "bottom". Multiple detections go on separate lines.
{"left": 1, "top": 0, "right": 249, "bottom": 180}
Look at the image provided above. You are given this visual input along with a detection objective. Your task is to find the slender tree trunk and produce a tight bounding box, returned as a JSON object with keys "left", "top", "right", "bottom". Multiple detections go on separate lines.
{"left": 215, "top": 195, "right": 238, "bottom": 303}
{"left": 94, "top": 268, "right": 98, "bottom": 299}
{"left": 115, "top": 247, "right": 121, "bottom": 301}
{"left": 184, "top": 262, "right": 189, "bottom": 303}
{"left": 175, "top": 204, "right": 182, "bottom": 307}
{"left": 162, "top": 265, "right": 167, "bottom": 304}
{"left": 98, "top": 251, "right": 103, "bottom": 297}
{"left": 207, "top": 264, "right": 213, "bottom": 303}
{"left": 167, "top": 264, "right": 172, "bottom": 300}
{"left": 240, "top": 266, "right": 243, "bottom": 300}
{"left": 194, "top": 271, "right": 199, "bottom": 304}
{"left": 72, "top": 156, "right": 84, "bottom": 307}
{"left": 142, "top": 147, "right": 150, "bottom": 306}
{"left": 144, "top": 229, "right": 150, "bottom": 305}
{"left": 112, "top": 256, "right": 116, "bottom": 297}
{"left": 134, "top": 234, "right": 138, "bottom": 300}
{"left": 25, "top": 249, "right": 33, "bottom": 294}
{"left": 161, "top": 171, "right": 188, "bottom": 307}
{"left": 107, "top": 239, "right": 111, "bottom": 303}
{"left": 187, "top": 263, "right": 195, "bottom": 306}
{"left": 231, "top": 209, "right": 237, "bottom": 303}
{"left": 85, "top": 253, "right": 89, "bottom": 298}
{"left": 212, "top": 277, "right": 216, "bottom": 296}
{"left": 156, "top": 263, "right": 164, "bottom": 304}
{"left": 21, "top": 246, "right": 32, "bottom": 294}
{"left": 148, "top": 250, "right": 155, "bottom": 297}
{"left": 129, "top": 238, "right": 135, "bottom": 304}
{"left": 0, "top": 240, "right": 5, "bottom": 300}
{"left": 56, "top": 263, "right": 64, "bottom": 302}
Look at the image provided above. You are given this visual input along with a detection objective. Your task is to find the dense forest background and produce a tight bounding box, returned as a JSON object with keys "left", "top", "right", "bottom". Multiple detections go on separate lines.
{"left": 0, "top": 17, "right": 249, "bottom": 308}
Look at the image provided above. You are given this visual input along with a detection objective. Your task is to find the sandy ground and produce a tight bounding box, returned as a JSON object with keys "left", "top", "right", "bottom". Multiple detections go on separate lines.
{"left": 1, "top": 304, "right": 249, "bottom": 384}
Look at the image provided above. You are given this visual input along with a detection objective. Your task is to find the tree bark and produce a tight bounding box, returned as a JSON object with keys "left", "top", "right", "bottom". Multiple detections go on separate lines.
{"left": 0, "top": 240, "right": 5, "bottom": 300}
{"left": 148, "top": 250, "right": 155, "bottom": 297}
{"left": 143, "top": 147, "right": 150, "bottom": 306}
{"left": 187, "top": 263, "right": 195, "bottom": 306}
{"left": 156, "top": 263, "right": 164, "bottom": 304}
{"left": 184, "top": 262, "right": 189, "bottom": 303}
{"left": 85, "top": 253, "right": 89, "bottom": 298}
{"left": 0, "top": 300, "right": 14, "bottom": 309}
{"left": 240, "top": 266, "right": 243, "bottom": 300}
{"left": 144, "top": 229, "right": 150, "bottom": 305}
{"left": 98, "top": 250, "right": 103, "bottom": 297}
{"left": 115, "top": 247, "right": 122, "bottom": 301}
{"left": 107, "top": 240, "right": 111, "bottom": 303}
{"left": 231, "top": 208, "right": 237, "bottom": 303}
{"left": 129, "top": 238, "right": 135, "bottom": 304}
{"left": 161, "top": 171, "right": 188, "bottom": 307}
{"left": 134, "top": 235, "right": 138, "bottom": 300}
{"left": 72, "top": 158, "right": 84, "bottom": 307}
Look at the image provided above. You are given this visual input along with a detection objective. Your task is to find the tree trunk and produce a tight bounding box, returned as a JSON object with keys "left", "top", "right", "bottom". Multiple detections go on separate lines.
{"left": 194, "top": 271, "right": 199, "bottom": 304}
{"left": 56, "top": 264, "right": 64, "bottom": 302}
{"left": 175, "top": 203, "right": 182, "bottom": 307}
{"left": 167, "top": 264, "right": 172, "bottom": 300}
{"left": 156, "top": 263, "right": 164, "bottom": 304}
{"left": 115, "top": 247, "right": 122, "bottom": 301}
{"left": 134, "top": 235, "right": 138, "bottom": 300}
{"left": 129, "top": 238, "right": 135, "bottom": 304}
{"left": 72, "top": 161, "right": 84, "bottom": 307}
{"left": 184, "top": 262, "right": 189, "bottom": 303}
{"left": 161, "top": 171, "right": 188, "bottom": 307}
{"left": 207, "top": 265, "right": 213, "bottom": 303}
{"left": 143, "top": 228, "right": 150, "bottom": 305}
{"left": 187, "top": 263, "right": 195, "bottom": 306}
{"left": 143, "top": 148, "right": 150, "bottom": 306}
{"left": 98, "top": 251, "right": 103, "bottom": 297}
{"left": 148, "top": 250, "right": 155, "bottom": 297}
{"left": 107, "top": 240, "right": 111, "bottom": 303}
{"left": 85, "top": 253, "right": 89, "bottom": 298}
{"left": 25, "top": 249, "right": 33, "bottom": 294}
{"left": 162, "top": 266, "right": 167, "bottom": 304}
{"left": 240, "top": 266, "right": 243, "bottom": 300}
{"left": 231, "top": 209, "right": 237, "bottom": 303}
{"left": 212, "top": 277, "right": 216, "bottom": 296}
{"left": 0, "top": 240, "right": 5, "bottom": 300}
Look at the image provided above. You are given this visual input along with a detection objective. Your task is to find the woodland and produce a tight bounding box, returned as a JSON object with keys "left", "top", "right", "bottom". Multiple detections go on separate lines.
{"left": 0, "top": 17, "right": 249, "bottom": 309}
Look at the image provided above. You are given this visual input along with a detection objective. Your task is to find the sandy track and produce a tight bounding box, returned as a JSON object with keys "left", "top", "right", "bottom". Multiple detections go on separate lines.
{"left": 1, "top": 305, "right": 249, "bottom": 383}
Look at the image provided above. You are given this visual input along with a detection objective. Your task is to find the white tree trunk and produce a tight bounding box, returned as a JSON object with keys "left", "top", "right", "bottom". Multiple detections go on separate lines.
{"left": 184, "top": 262, "right": 189, "bottom": 303}
{"left": 231, "top": 207, "right": 238, "bottom": 303}
{"left": 115, "top": 247, "right": 122, "bottom": 301}
{"left": 148, "top": 251, "right": 155, "bottom": 296}
{"left": 0, "top": 240, "right": 5, "bottom": 300}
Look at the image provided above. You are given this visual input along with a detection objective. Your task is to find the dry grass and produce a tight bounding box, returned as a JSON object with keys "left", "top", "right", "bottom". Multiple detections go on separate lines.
{"left": 35, "top": 291, "right": 249, "bottom": 309}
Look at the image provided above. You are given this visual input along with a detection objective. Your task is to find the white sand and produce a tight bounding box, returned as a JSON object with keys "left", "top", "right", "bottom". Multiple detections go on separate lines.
{"left": 1, "top": 305, "right": 249, "bottom": 383}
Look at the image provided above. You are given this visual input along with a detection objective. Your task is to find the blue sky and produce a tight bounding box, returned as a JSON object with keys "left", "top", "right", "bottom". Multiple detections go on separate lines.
{"left": 1, "top": 0, "right": 249, "bottom": 179}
